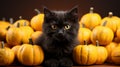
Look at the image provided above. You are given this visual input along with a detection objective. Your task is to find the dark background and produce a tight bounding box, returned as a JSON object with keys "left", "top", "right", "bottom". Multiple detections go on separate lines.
{"left": 0, "top": 0, "right": 120, "bottom": 21}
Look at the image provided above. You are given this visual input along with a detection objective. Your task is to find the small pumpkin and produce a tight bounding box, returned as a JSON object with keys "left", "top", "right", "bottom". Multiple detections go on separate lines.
{"left": 111, "top": 45, "right": 120, "bottom": 64}
{"left": 17, "top": 38, "right": 44, "bottom": 66}
{"left": 78, "top": 24, "right": 92, "bottom": 44}
{"left": 20, "top": 22, "right": 34, "bottom": 44}
{"left": 6, "top": 23, "right": 22, "bottom": 46}
{"left": 73, "top": 41, "right": 97, "bottom": 65}
{"left": 91, "top": 21, "right": 114, "bottom": 45}
{"left": 95, "top": 40, "right": 108, "bottom": 64}
{"left": 106, "top": 42, "right": 118, "bottom": 63}
{"left": 13, "top": 16, "right": 30, "bottom": 27}
{"left": 30, "top": 9, "right": 44, "bottom": 31}
{"left": 0, "top": 41, "right": 15, "bottom": 65}
{"left": 100, "top": 12, "right": 120, "bottom": 33}
{"left": 79, "top": 7, "right": 102, "bottom": 30}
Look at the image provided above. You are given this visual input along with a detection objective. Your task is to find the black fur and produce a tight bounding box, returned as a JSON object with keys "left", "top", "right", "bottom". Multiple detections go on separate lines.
{"left": 35, "top": 6, "right": 79, "bottom": 67}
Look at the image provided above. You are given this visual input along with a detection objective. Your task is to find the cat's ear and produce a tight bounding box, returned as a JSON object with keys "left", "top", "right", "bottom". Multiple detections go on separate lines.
{"left": 44, "top": 7, "right": 53, "bottom": 17}
{"left": 67, "top": 6, "right": 78, "bottom": 17}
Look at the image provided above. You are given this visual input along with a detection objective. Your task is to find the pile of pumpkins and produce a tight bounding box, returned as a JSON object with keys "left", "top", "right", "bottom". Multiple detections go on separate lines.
{"left": 0, "top": 7, "right": 120, "bottom": 66}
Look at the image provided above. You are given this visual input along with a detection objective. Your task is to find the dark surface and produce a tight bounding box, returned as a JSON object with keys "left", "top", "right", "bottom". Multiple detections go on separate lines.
{"left": 0, "top": 0, "right": 120, "bottom": 21}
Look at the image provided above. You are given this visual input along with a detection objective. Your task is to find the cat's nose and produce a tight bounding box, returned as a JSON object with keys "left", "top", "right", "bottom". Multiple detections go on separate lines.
{"left": 58, "top": 30, "right": 64, "bottom": 36}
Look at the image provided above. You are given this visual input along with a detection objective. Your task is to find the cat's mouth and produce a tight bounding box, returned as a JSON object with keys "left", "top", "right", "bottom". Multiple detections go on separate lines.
{"left": 53, "top": 34, "right": 65, "bottom": 41}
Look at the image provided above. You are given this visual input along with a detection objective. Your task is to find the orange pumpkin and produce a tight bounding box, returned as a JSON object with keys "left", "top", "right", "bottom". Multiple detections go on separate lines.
{"left": 78, "top": 24, "right": 92, "bottom": 44}
{"left": 13, "top": 16, "right": 30, "bottom": 27}
{"left": 91, "top": 22, "right": 114, "bottom": 45}
{"left": 20, "top": 22, "right": 34, "bottom": 44}
{"left": 106, "top": 42, "right": 118, "bottom": 63}
{"left": 6, "top": 23, "right": 22, "bottom": 46}
{"left": 17, "top": 38, "right": 44, "bottom": 65}
{"left": 95, "top": 41, "right": 108, "bottom": 64}
{"left": 111, "top": 45, "right": 120, "bottom": 64}
{"left": 30, "top": 9, "right": 44, "bottom": 31}
{"left": 31, "top": 31, "right": 42, "bottom": 44}
{"left": 101, "top": 12, "right": 120, "bottom": 33}
{"left": 0, "top": 41, "right": 15, "bottom": 65}
{"left": 73, "top": 42, "right": 97, "bottom": 65}
{"left": 80, "top": 7, "right": 102, "bottom": 30}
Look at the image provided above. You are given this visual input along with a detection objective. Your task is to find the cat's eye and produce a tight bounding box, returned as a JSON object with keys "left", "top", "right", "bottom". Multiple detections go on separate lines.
{"left": 51, "top": 25, "right": 57, "bottom": 29}
{"left": 64, "top": 25, "right": 71, "bottom": 30}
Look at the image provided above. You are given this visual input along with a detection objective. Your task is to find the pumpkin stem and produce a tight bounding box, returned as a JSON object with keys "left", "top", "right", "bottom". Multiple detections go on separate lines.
{"left": 23, "top": 22, "right": 27, "bottom": 26}
{"left": 84, "top": 40, "right": 87, "bottom": 45}
{"left": 29, "top": 38, "right": 33, "bottom": 45}
{"left": 19, "top": 16, "right": 23, "bottom": 20}
{"left": 90, "top": 7, "right": 94, "bottom": 13}
{"left": 108, "top": 12, "right": 113, "bottom": 18}
{"left": 96, "top": 40, "right": 99, "bottom": 46}
{"left": 1, "top": 41, "right": 4, "bottom": 48}
{"left": 34, "top": 9, "right": 40, "bottom": 14}
{"left": 102, "top": 21, "right": 107, "bottom": 26}
{"left": 9, "top": 18, "right": 14, "bottom": 24}
{"left": 17, "top": 22, "right": 20, "bottom": 28}
{"left": 6, "top": 26, "right": 11, "bottom": 30}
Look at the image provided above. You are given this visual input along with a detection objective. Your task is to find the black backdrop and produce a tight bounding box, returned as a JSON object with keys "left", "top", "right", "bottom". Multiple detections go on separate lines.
{"left": 0, "top": 0, "right": 120, "bottom": 21}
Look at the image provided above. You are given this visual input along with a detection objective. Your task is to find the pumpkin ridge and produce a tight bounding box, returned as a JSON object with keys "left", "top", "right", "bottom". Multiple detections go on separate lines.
{"left": 19, "top": 45, "right": 25, "bottom": 64}
{"left": 80, "top": 46, "right": 82, "bottom": 64}
{"left": 86, "top": 47, "right": 89, "bottom": 65}
{"left": 32, "top": 45, "right": 35, "bottom": 65}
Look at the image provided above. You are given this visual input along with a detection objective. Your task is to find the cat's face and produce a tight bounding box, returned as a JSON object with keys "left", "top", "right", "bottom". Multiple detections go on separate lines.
{"left": 43, "top": 7, "right": 79, "bottom": 41}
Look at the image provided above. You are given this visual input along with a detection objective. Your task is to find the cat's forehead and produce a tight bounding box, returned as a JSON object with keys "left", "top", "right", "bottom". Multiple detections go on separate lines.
{"left": 53, "top": 11, "right": 67, "bottom": 18}
{"left": 53, "top": 11, "right": 67, "bottom": 14}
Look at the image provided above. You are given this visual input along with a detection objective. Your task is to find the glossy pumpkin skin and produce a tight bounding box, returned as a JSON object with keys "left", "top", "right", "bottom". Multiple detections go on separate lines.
{"left": 96, "top": 46, "right": 108, "bottom": 64}
{"left": 13, "top": 19, "right": 30, "bottom": 27}
{"left": 6, "top": 27, "right": 22, "bottom": 46}
{"left": 106, "top": 42, "right": 117, "bottom": 63}
{"left": 17, "top": 44, "right": 44, "bottom": 65}
{"left": 30, "top": 14, "right": 44, "bottom": 31}
{"left": 31, "top": 31, "right": 42, "bottom": 44}
{"left": 78, "top": 28, "right": 91, "bottom": 44}
{"left": 101, "top": 12, "right": 120, "bottom": 33}
{"left": 73, "top": 44, "right": 97, "bottom": 65}
{"left": 0, "top": 47, "right": 15, "bottom": 65}
{"left": 80, "top": 7, "right": 101, "bottom": 30}
{"left": 91, "top": 26, "right": 114, "bottom": 46}
{"left": 111, "top": 46, "right": 120, "bottom": 64}
{"left": 20, "top": 26, "right": 34, "bottom": 44}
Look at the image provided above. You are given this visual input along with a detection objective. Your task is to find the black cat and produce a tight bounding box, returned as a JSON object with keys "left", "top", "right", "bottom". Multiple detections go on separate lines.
{"left": 35, "top": 6, "right": 79, "bottom": 67}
